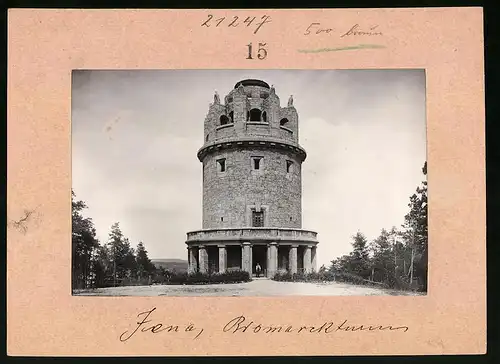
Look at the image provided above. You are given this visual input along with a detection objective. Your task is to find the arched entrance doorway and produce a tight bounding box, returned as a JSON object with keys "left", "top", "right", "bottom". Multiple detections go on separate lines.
{"left": 252, "top": 244, "right": 267, "bottom": 277}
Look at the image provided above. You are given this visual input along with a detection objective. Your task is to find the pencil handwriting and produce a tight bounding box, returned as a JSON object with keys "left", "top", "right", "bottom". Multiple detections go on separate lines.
{"left": 303, "top": 23, "right": 383, "bottom": 37}
{"left": 201, "top": 14, "right": 271, "bottom": 34}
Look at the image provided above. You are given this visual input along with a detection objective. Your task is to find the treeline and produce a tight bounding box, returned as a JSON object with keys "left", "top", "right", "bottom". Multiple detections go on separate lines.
{"left": 320, "top": 162, "right": 428, "bottom": 292}
{"left": 72, "top": 190, "right": 163, "bottom": 289}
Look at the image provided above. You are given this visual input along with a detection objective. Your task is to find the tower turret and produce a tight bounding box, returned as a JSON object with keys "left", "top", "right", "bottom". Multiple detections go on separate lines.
{"left": 203, "top": 79, "right": 300, "bottom": 147}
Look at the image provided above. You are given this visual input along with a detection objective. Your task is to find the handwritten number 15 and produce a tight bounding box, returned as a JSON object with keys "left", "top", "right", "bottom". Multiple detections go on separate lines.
{"left": 247, "top": 43, "right": 267, "bottom": 60}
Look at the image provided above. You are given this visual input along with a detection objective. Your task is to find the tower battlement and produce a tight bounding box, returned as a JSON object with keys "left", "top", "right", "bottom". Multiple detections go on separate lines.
{"left": 204, "top": 79, "right": 300, "bottom": 148}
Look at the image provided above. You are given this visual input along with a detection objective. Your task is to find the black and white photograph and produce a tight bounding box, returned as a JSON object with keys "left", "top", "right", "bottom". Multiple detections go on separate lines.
{"left": 71, "top": 69, "right": 427, "bottom": 297}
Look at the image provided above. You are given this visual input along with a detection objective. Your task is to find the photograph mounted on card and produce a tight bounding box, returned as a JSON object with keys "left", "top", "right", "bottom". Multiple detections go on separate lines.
{"left": 7, "top": 8, "right": 485, "bottom": 356}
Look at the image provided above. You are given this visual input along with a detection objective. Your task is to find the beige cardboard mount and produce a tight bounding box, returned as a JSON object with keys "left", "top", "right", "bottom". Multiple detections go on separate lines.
{"left": 7, "top": 8, "right": 485, "bottom": 356}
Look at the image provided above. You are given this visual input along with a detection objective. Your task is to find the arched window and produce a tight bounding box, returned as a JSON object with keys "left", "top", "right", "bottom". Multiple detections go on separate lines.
{"left": 217, "top": 158, "right": 226, "bottom": 173}
{"left": 229, "top": 111, "right": 234, "bottom": 123}
{"left": 220, "top": 115, "right": 230, "bottom": 125}
{"left": 249, "top": 108, "right": 262, "bottom": 122}
{"left": 206, "top": 134, "right": 209, "bottom": 141}
{"left": 280, "top": 118, "right": 289, "bottom": 127}
{"left": 262, "top": 111, "right": 267, "bottom": 123}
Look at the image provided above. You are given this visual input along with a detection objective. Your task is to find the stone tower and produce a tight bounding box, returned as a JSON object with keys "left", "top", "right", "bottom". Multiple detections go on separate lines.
{"left": 186, "top": 79, "right": 318, "bottom": 278}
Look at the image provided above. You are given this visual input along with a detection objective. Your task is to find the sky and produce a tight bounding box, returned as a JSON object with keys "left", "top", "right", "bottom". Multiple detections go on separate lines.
{"left": 72, "top": 69, "right": 426, "bottom": 267}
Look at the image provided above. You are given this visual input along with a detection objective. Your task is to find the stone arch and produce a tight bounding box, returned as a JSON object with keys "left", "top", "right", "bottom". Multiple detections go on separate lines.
{"left": 280, "top": 118, "right": 289, "bottom": 127}
{"left": 249, "top": 108, "right": 262, "bottom": 122}
{"left": 220, "top": 115, "right": 230, "bottom": 125}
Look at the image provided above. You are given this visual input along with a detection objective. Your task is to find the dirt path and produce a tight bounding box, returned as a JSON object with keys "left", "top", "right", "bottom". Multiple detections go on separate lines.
{"left": 74, "top": 278, "right": 421, "bottom": 297}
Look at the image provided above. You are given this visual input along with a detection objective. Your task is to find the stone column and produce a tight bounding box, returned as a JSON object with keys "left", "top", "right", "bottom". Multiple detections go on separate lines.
{"left": 312, "top": 246, "right": 318, "bottom": 273}
{"left": 289, "top": 245, "right": 298, "bottom": 274}
{"left": 303, "top": 245, "right": 312, "bottom": 273}
{"left": 267, "top": 244, "right": 270, "bottom": 275}
{"left": 242, "top": 242, "right": 252, "bottom": 274}
{"left": 250, "top": 244, "right": 253, "bottom": 274}
{"left": 198, "top": 245, "right": 208, "bottom": 274}
{"left": 267, "top": 242, "right": 278, "bottom": 278}
{"left": 188, "top": 246, "right": 198, "bottom": 273}
{"left": 218, "top": 245, "right": 227, "bottom": 273}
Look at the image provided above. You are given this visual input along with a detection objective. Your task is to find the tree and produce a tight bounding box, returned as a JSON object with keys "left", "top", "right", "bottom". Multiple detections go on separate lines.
{"left": 369, "top": 229, "right": 395, "bottom": 284}
{"left": 324, "top": 162, "right": 428, "bottom": 292}
{"left": 402, "top": 161, "right": 428, "bottom": 291}
{"left": 72, "top": 190, "right": 99, "bottom": 289}
{"left": 136, "top": 241, "right": 155, "bottom": 279}
{"left": 328, "top": 232, "right": 371, "bottom": 279}
{"left": 123, "top": 238, "right": 138, "bottom": 279}
{"left": 329, "top": 255, "right": 351, "bottom": 274}
{"left": 106, "top": 223, "right": 137, "bottom": 285}
{"left": 349, "top": 232, "right": 371, "bottom": 279}
{"left": 92, "top": 244, "right": 111, "bottom": 288}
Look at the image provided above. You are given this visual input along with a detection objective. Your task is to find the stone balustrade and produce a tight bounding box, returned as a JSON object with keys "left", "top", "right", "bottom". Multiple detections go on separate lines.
{"left": 186, "top": 227, "right": 318, "bottom": 244}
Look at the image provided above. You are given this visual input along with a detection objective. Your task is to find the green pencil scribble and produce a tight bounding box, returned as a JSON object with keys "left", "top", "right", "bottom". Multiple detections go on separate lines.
{"left": 298, "top": 44, "right": 386, "bottom": 53}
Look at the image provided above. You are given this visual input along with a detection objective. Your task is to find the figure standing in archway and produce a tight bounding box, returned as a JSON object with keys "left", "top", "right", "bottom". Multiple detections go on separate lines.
{"left": 255, "top": 263, "right": 262, "bottom": 278}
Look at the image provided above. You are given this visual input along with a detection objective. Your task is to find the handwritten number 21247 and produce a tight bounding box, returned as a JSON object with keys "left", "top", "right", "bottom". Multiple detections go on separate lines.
{"left": 247, "top": 43, "right": 267, "bottom": 60}
{"left": 201, "top": 15, "right": 271, "bottom": 34}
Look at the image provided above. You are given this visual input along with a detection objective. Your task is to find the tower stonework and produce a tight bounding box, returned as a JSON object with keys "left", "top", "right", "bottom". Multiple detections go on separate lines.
{"left": 186, "top": 79, "right": 319, "bottom": 277}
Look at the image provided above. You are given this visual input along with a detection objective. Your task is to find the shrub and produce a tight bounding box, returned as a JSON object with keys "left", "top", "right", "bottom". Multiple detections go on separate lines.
{"left": 272, "top": 270, "right": 390, "bottom": 288}
{"left": 273, "top": 270, "right": 331, "bottom": 282}
{"left": 166, "top": 270, "right": 251, "bottom": 285}
{"left": 152, "top": 273, "right": 169, "bottom": 285}
{"left": 273, "top": 271, "right": 292, "bottom": 281}
{"left": 118, "top": 277, "right": 152, "bottom": 286}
